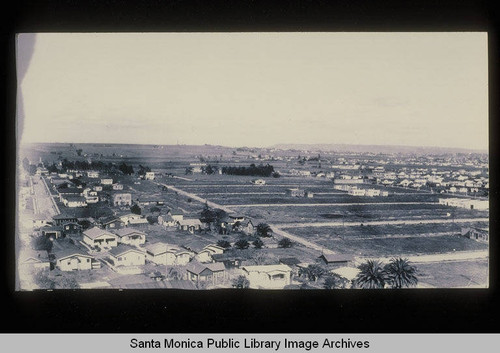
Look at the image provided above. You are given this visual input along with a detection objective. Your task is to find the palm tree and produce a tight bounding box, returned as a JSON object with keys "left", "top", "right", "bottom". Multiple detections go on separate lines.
{"left": 354, "top": 260, "right": 387, "bottom": 289}
{"left": 384, "top": 258, "right": 418, "bottom": 289}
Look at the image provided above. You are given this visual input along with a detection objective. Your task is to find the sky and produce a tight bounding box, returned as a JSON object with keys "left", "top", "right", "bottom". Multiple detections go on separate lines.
{"left": 17, "top": 32, "right": 488, "bottom": 151}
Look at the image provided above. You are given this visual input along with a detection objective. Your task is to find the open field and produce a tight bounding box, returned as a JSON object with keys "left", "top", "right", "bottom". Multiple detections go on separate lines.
{"left": 309, "top": 235, "right": 488, "bottom": 257}
{"left": 416, "top": 259, "right": 488, "bottom": 288}
{"left": 281, "top": 222, "right": 489, "bottom": 240}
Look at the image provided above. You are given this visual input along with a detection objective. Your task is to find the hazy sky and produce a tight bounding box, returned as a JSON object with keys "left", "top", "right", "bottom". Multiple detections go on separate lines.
{"left": 17, "top": 32, "right": 488, "bottom": 150}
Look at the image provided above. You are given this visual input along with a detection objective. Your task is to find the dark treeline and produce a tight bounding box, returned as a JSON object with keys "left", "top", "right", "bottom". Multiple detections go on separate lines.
{"left": 46, "top": 159, "right": 134, "bottom": 175}
{"left": 221, "top": 163, "right": 275, "bottom": 177}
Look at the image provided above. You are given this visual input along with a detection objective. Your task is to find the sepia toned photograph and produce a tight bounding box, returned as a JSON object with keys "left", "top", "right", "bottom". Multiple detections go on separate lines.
{"left": 15, "top": 32, "right": 489, "bottom": 291}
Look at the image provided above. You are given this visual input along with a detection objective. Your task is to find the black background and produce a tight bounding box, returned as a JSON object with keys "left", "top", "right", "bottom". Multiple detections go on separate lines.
{"left": 2, "top": 0, "right": 499, "bottom": 333}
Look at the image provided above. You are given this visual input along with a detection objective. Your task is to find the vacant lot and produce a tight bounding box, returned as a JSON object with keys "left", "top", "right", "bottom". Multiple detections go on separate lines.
{"left": 416, "top": 259, "right": 488, "bottom": 288}
{"left": 310, "top": 235, "right": 488, "bottom": 257}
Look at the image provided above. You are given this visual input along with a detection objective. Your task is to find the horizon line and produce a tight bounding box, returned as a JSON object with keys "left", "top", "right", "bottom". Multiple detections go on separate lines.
{"left": 20, "top": 141, "right": 489, "bottom": 153}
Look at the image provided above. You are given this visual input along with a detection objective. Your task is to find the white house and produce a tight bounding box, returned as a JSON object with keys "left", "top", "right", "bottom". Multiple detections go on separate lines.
{"left": 112, "top": 183, "right": 124, "bottom": 190}
{"left": 54, "top": 248, "right": 95, "bottom": 271}
{"left": 101, "top": 178, "right": 113, "bottom": 185}
{"left": 87, "top": 171, "right": 100, "bottom": 178}
{"left": 113, "top": 228, "right": 147, "bottom": 246}
{"left": 19, "top": 249, "right": 50, "bottom": 272}
{"left": 108, "top": 245, "right": 146, "bottom": 267}
{"left": 145, "top": 172, "right": 155, "bottom": 180}
{"left": 62, "top": 195, "right": 88, "bottom": 208}
{"left": 242, "top": 264, "right": 293, "bottom": 289}
{"left": 177, "top": 219, "right": 203, "bottom": 233}
{"left": 82, "top": 227, "right": 118, "bottom": 249}
{"left": 251, "top": 179, "right": 266, "bottom": 185}
{"left": 144, "top": 242, "right": 193, "bottom": 266}
{"left": 348, "top": 188, "right": 366, "bottom": 196}
{"left": 112, "top": 193, "right": 132, "bottom": 207}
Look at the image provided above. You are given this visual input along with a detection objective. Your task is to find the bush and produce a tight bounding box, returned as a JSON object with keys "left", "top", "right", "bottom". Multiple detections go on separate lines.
{"left": 217, "top": 240, "right": 231, "bottom": 249}
{"left": 278, "top": 238, "right": 293, "bottom": 248}
{"left": 234, "top": 239, "right": 249, "bottom": 250}
{"left": 252, "top": 238, "right": 264, "bottom": 249}
{"left": 232, "top": 275, "right": 250, "bottom": 289}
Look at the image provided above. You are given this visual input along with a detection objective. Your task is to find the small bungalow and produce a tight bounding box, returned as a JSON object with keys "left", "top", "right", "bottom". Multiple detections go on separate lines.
{"left": 185, "top": 261, "right": 226, "bottom": 285}
{"left": 242, "top": 264, "right": 293, "bottom": 289}
{"left": 87, "top": 171, "right": 100, "bottom": 178}
{"left": 177, "top": 219, "right": 203, "bottom": 234}
{"left": 318, "top": 253, "right": 354, "bottom": 266}
{"left": 112, "top": 183, "right": 124, "bottom": 190}
{"left": 145, "top": 172, "right": 155, "bottom": 180}
{"left": 111, "top": 192, "right": 132, "bottom": 207}
{"left": 19, "top": 249, "right": 50, "bottom": 271}
{"left": 101, "top": 178, "right": 113, "bottom": 185}
{"left": 182, "top": 241, "right": 224, "bottom": 263}
{"left": 461, "top": 226, "right": 488, "bottom": 243}
{"left": 52, "top": 214, "right": 78, "bottom": 226}
{"left": 167, "top": 209, "right": 184, "bottom": 222}
{"left": 82, "top": 227, "right": 118, "bottom": 249}
{"left": 62, "top": 195, "right": 88, "bottom": 208}
{"left": 251, "top": 179, "right": 266, "bottom": 185}
{"left": 158, "top": 214, "right": 177, "bottom": 227}
{"left": 54, "top": 248, "right": 95, "bottom": 271}
{"left": 98, "top": 216, "right": 125, "bottom": 230}
{"left": 40, "top": 225, "right": 63, "bottom": 239}
{"left": 212, "top": 253, "right": 244, "bottom": 269}
{"left": 61, "top": 222, "right": 82, "bottom": 236}
{"left": 113, "top": 228, "right": 147, "bottom": 246}
{"left": 144, "top": 242, "right": 192, "bottom": 266}
{"left": 108, "top": 244, "right": 146, "bottom": 267}
{"left": 286, "top": 188, "right": 305, "bottom": 197}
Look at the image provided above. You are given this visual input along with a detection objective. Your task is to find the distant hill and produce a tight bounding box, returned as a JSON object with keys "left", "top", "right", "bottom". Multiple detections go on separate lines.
{"left": 270, "top": 143, "right": 488, "bottom": 155}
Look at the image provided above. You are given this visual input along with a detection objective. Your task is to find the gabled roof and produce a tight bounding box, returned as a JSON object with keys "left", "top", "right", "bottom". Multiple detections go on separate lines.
{"left": 242, "top": 264, "right": 292, "bottom": 274}
{"left": 144, "top": 242, "right": 174, "bottom": 256}
{"left": 185, "top": 261, "right": 225, "bottom": 275}
{"left": 318, "top": 253, "right": 353, "bottom": 263}
{"left": 54, "top": 246, "right": 93, "bottom": 261}
{"left": 109, "top": 244, "right": 145, "bottom": 257}
{"left": 178, "top": 219, "right": 202, "bottom": 227}
{"left": 83, "top": 227, "right": 115, "bottom": 240}
{"left": 114, "top": 228, "right": 146, "bottom": 237}
{"left": 169, "top": 209, "right": 184, "bottom": 216}
{"left": 20, "top": 249, "right": 49, "bottom": 263}
{"left": 99, "top": 216, "right": 122, "bottom": 225}
{"left": 182, "top": 239, "right": 213, "bottom": 253}
{"left": 53, "top": 214, "right": 78, "bottom": 220}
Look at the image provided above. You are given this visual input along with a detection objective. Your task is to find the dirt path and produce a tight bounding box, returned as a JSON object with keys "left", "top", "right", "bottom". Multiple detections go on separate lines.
{"left": 154, "top": 182, "right": 236, "bottom": 214}
{"left": 226, "top": 202, "right": 439, "bottom": 207}
{"left": 269, "top": 224, "right": 336, "bottom": 255}
{"left": 277, "top": 217, "right": 489, "bottom": 228}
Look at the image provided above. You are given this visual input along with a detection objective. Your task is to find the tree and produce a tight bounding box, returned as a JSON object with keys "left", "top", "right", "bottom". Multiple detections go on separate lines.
{"left": 353, "top": 260, "right": 387, "bottom": 289}
{"left": 216, "top": 240, "right": 231, "bottom": 249}
{"left": 252, "top": 238, "right": 264, "bottom": 249}
{"left": 256, "top": 223, "right": 272, "bottom": 237}
{"left": 146, "top": 215, "right": 157, "bottom": 225}
{"left": 323, "top": 273, "right": 349, "bottom": 289}
{"left": 32, "top": 235, "right": 53, "bottom": 252}
{"left": 150, "top": 206, "right": 161, "bottom": 213}
{"left": 299, "top": 264, "right": 326, "bottom": 282}
{"left": 384, "top": 258, "right": 418, "bottom": 289}
{"left": 200, "top": 207, "right": 215, "bottom": 225}
{"left": 234, "top": 239, "right": 249, "bottom": 250}
{"left": 278, "top": 238, "right": 293, "bottom": 248}
{"left": 130, "top": 204, "right": 142, "bottom": 215}
{"left": 272, "top": 171, "right": 281, "bottom": 178}
{"left": 232, "top": 275, "right": 250, "bottom": 289}
{"left": 185, "top": 167, "right": 193, "bottom": 175}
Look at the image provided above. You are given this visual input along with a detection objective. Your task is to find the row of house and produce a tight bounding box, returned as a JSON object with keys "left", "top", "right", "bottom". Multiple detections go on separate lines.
{"left": 438, "top": 198, "right": 489, "bottom": 211}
